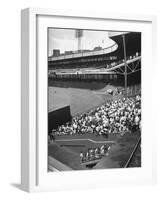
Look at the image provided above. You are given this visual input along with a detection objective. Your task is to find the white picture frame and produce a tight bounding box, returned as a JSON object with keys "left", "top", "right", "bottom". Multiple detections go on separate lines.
{"left": 21, "top": 8, "right": 157, "bottom": 192}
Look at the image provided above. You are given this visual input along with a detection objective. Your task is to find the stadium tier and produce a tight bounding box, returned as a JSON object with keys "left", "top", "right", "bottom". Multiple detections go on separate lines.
{"left": 48, "top": 32, "right": 141, "bottom": 70}
{"left": 48, "top": 32, "right": 141, "bottom": 86}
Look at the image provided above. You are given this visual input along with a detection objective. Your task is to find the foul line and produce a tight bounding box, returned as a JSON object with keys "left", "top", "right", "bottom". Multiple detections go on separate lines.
{"left": 55, "top": 138, "right": 115, "bottom": 144}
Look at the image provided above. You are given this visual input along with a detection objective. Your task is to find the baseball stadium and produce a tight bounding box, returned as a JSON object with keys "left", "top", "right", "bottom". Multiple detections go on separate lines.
{"left": 48, "top": 29, "right": 141, "bottom": 172}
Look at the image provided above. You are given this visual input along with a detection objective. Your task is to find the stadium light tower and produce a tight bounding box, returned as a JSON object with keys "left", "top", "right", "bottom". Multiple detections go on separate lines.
{"left": 122, "top": 34, "right": 127, "bottom": 97}
{"left": 75, "top": 29, "right": 83, "bottom": 51}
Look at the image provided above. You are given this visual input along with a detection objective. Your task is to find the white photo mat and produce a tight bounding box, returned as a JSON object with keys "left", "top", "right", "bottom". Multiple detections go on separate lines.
{"left": 21, "top": 8, "right": 157, "bottom": 192}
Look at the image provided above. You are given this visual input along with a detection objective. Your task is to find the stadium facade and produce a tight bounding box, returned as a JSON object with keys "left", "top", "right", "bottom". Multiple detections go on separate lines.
{"left": 48, "top": 32, "right": 141, "bottom": 87}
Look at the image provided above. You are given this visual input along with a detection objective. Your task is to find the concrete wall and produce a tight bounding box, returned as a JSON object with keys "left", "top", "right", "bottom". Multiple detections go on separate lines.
{"left": 49, "top": 73, "right": 117, "bottom": 82}
{"left": 48, "top": 106, "right": 72, "bottom": 134}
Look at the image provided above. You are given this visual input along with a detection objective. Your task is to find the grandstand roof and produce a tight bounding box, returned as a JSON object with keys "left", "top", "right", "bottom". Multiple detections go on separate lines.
{"left": 108, "top": 32, "right": 129, "bottom": 38}
{"left": 109, "top": 32, "right": 141, "bottom": 59}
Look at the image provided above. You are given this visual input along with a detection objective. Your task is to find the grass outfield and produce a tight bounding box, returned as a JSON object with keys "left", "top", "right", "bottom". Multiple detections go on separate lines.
{"left": 48, "top": 81, "right": 117, "bottom": 116}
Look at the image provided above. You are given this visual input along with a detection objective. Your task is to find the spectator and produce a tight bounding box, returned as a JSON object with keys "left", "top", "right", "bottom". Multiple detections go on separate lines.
{"left": 51, "top": 95, "right": 141, "bottom": 138}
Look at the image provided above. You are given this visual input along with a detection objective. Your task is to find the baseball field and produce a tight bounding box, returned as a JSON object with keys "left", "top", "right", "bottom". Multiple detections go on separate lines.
{"left": 48, "top": 80, "right": 141, "bottom": 171}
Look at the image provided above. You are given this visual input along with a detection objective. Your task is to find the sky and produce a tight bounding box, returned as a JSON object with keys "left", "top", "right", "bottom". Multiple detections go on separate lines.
{"left": 48, "top": 28, "right": 116, "bottom": 56}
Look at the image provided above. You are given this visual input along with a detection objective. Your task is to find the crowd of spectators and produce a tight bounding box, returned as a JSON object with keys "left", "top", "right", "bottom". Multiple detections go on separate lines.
{"left": 48, "top": 52, "right": 141, "bottom": 77}
{"left": 50, "top": 95, "right": 141, "bottom": 139}
{"left": 107, "top": 52, "right": 140, "bottom": 69}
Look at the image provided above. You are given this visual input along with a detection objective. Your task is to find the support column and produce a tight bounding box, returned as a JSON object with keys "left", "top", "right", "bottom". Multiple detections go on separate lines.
{"left": 122, "top": 35, "right": 127, "bottom": 97}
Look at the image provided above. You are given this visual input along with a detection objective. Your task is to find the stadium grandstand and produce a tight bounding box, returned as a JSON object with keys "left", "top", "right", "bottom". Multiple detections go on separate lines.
{"left": 48, "top": 30, "right": 141, "bottom": 171}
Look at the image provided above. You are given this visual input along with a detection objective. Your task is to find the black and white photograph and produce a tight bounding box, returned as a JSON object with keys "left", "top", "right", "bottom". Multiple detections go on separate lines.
{"left": 47, "top": 28, "right": 141, "bottom": 172}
